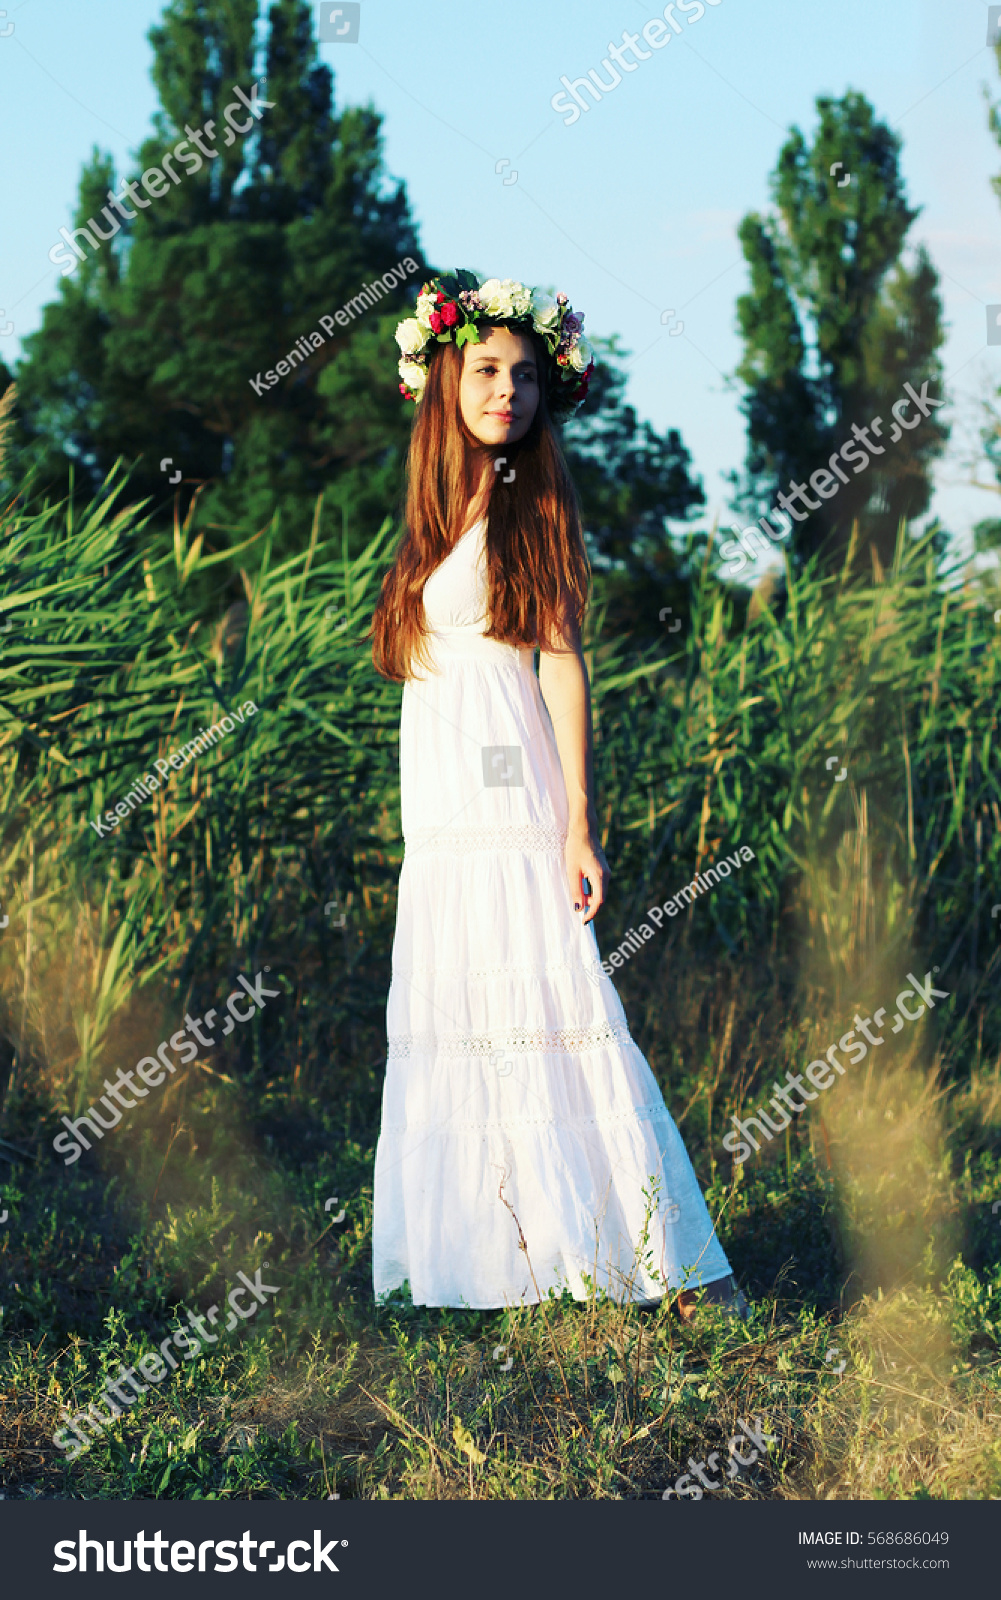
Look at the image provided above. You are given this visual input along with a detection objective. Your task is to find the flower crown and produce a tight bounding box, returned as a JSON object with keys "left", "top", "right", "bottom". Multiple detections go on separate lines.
{"left": 394, "top": 269, "right": 594, "bottom": 420}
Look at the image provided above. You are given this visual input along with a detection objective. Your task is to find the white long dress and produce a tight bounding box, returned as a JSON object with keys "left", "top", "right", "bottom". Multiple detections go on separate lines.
{"left": 371, "top": 518, "right": 733, "bottom": 1308}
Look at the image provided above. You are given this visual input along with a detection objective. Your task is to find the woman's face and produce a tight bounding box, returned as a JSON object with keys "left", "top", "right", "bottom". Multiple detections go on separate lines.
{"left": 458, "top": 325, "right": 540, "bottom": 449}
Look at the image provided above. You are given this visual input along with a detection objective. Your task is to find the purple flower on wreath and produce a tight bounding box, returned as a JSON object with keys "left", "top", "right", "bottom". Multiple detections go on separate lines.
{"left": 458, "top": 289, "right": 485, "bottom": 313}
{"left": 562, "top": 312, "right": 583, "bottom": 336}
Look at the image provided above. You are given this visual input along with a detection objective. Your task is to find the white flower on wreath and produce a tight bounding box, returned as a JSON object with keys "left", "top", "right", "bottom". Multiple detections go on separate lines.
{"left": 395, "top": 318, "right": 427, "bottom": 356}
{"left": 477, "top": 278, "right": 513, "bottom": 316}
{"left": 531, "top": 289, "right": 560, "bottom": 332}
{"left": 478, "top": 277, "right": 532, "bottom": 319}
{"left": 569, "top": 337, "right": 593, "bottom": 373}
{"left": 510, "top": 282, "right": 533, "bottom": 317}
{"left": 415, "top": 291, "right": 438, "bottom": 331}
{"left": 399, "top": 358, "right": 426, "bottom": 392}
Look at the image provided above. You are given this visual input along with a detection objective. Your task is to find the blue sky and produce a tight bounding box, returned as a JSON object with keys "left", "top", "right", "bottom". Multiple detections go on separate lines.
{"left": 3, "top": 0, "right": 1001, "bottom": 564}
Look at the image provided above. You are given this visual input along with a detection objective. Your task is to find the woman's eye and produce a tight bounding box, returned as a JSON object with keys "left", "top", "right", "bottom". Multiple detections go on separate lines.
{"left": 474, "top": 364, "right": 535, "bottom": 380}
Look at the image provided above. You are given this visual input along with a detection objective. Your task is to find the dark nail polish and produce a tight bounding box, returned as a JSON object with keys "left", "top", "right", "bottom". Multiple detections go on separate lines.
{"left": 574, "top": 903, "right": 580, "bottom": 911}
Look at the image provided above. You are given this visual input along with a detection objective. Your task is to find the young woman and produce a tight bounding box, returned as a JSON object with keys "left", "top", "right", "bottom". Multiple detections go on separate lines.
{"left": 369, "top": 271, "right": 744, "bottom": 1319}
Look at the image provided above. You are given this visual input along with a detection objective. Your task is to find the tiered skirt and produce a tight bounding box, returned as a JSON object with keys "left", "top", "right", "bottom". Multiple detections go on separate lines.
{"left": 371, "top": 631, "right": 731, "bottom": 1308}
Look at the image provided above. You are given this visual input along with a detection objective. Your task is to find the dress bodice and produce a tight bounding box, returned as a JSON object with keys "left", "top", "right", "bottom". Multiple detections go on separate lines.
{"left": 421, "top": 519, "right": 489, "bottom": 633}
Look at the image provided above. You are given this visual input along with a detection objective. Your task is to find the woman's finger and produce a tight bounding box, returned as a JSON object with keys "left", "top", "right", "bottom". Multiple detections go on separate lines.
{"left": 582, "top": 882, "right": 603, "bottom": 922}
{"left": 581, "top": 861, "right": 605, "bottom": 923}
{"left": 568, "top": 851, "right": 610, "bottom": 920}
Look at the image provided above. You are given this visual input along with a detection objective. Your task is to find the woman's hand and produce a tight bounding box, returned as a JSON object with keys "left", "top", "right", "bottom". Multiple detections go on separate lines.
{"left": 565, "top": 827, "right": 610, "bottom": 924}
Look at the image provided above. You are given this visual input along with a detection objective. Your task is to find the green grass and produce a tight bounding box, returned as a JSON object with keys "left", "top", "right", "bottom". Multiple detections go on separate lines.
{"left": 1, "top": 478, "right": 1000, "bottom": 1499}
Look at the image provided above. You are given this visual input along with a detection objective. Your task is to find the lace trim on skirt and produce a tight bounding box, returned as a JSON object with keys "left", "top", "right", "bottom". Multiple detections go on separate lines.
{"left": 386, "top": 1019, "right": 633, "bottom": 1060}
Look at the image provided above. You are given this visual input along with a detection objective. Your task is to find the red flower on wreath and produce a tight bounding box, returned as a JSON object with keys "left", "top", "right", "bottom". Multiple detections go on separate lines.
{"left": 429, "top": 310, "right": 443, "bottom": 333}
{"left": 563, "top": 359, "right": 594, "bottom": 406}
{"left": 440, "top": 301, "right": 458, "bottom": 327}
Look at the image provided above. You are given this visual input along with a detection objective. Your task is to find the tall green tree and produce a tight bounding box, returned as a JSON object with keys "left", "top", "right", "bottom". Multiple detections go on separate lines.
{"left": 562, "top": 338, "right": 705, "bottom": 639}
{"left": 730, "top": 91, "right": 947, "bottom": 576}
{"left": 12, "top": 0, "right": 425, "bottom": 554}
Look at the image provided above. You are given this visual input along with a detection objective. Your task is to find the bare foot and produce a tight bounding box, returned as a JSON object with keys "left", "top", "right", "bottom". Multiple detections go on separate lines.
{"left": 675, "top": 1275, "right": 749, "bottom": 1322}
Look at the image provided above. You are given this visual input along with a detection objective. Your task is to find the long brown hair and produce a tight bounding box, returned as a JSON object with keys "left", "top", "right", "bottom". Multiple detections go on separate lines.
{"left": 369, "top": 328, "right": 590, "bottom": 682}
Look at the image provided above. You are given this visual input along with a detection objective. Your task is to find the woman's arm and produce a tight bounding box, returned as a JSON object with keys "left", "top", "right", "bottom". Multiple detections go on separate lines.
{"left": 536, "top": 619, "right": 609, "bottom": 924}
